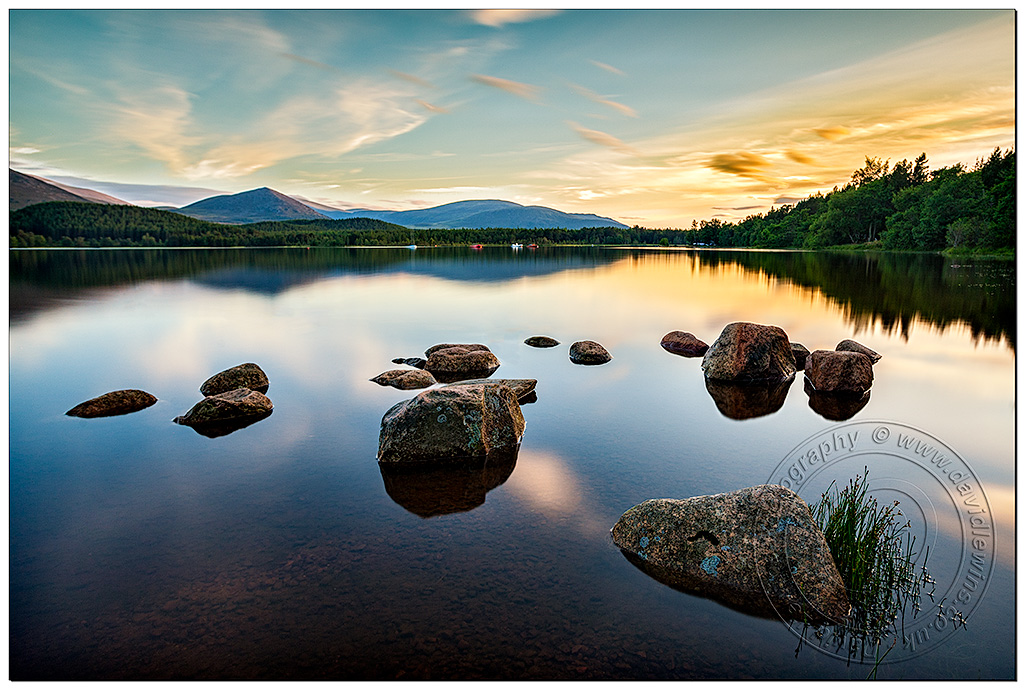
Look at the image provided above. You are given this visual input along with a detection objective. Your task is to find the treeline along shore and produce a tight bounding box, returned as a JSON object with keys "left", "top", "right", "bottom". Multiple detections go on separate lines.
{"left": 10, "top": 148, "right": 1014, "bottom": 254}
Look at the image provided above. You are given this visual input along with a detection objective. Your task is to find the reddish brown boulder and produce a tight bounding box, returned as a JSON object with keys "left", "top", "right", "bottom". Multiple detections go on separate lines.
{"left": 200, "top": 363, "right": 269, "bottom": 396}
{"left": 701, "top": 322, "right": 796, "bottom": 383}
{"left": 370, "top": 369, "right": 437, "bottom": 390}
{"left": 805, "top": 350, "right": 874, "bottom": 394}
{"left": 836, "top": 339, "right": 881, "bottom": 364}
{"left": 424, "top": 344, "right": 501, "bottom": 383}
{"left": 569, "top": 340, "right": 612, "bottom": 365}
{"left": 661, "top": 331, "right": 709, "bottom": 357}
{"left": 66, "top": 389, "right": 157, "bottom": 418}
{"left": 790, "top": 343, "right": 810, "bottom": 370}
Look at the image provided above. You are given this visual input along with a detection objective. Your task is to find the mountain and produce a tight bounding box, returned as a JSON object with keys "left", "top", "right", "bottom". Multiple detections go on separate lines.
{"left": 310, "top": 199, "right": 629, "bottom": 229}
{"left": 173, "top": 187, "right": 329, "bottom": 224}
{"left": 9, "top": 169, "right": 129, "bottom": 211}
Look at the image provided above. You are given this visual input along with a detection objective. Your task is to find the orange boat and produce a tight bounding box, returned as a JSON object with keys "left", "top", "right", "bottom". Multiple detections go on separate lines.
{"left": 471, "top": 244, "right": 483, "bottom": 250}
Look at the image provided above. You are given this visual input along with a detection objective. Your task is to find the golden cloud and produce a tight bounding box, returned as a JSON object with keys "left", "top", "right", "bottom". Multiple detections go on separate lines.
{"left": 812, "top": 125, "right": 851, "bottom": 141}
{"left": 785, "top": 149, "right": 816, "bottom": 165}
{"left": 469, "top": 9, "right": 561, "bottom": 27}
{"left": 707, "top": 152, "right": 773, "bottom": 178}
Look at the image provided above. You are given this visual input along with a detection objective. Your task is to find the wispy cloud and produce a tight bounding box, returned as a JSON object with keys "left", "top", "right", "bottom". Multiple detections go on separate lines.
{"left": 569, "top": 83, "right": 638, "bottom": 118}
{"left": 784, "top": 149, "right": 816, "bottom": 165}
{"left": 415, "top": 99, "right": 449, "bottom": 114}
{"left": 590, "top": 59, "right": 625, "bottom": 76}
{"left": 469, "top": 9, "right": 561, "bottom": 27}
{"left": 812, "top": 125, "right": 851, "bottom": 142}
{"left": 111, "top": 84, "right": 202, "bottom": 175}
{"left": 707, "top": 152, "right": 774, "bottom": 181}
{"left": 567, "top": 121, "right": 637, "bottom": 155}
{"left": 471, "top": 74, "right": 542, "bottom": 102}
{"left": 389, "top": 70, "right": 435, "bottom": 89}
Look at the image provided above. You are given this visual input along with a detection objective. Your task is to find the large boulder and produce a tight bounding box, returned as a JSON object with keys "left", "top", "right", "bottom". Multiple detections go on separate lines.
{"left": 805, "top": 350, "right": 874, "bottom": 394}
{"left": 704, "top": 377, "right": 792, "bottom": 420}
{"left": 660, "top": 331, "right": 709, "bottom": 357}
{"left": 424, "top": 344, "right": 501, "bottom": 383}
{"left": 611, "top": 485, "right": 849, "bottom": 622}
{"left": 701, "top": 322, "right": 796, "bottom": 383}
{"left": 371, "top": 369, "right": 437, "bottom": 390}
{"left": 836, "top": 339, "right": 882, "bottom": 364}
{"left": 444, "top": 378, "right": 537, "bottom": 401}
{"left": 174, "top": 388, "right": 273, "bottom": 429}
{"left": 377, "top": 383, "right": 525, "bottom": 464}
{"left": 524, "top": 336, "right": 560, "bottom": 348}
{"left": 66, "top": 389, "right": 158, "bottom": 418}
{"left": 569, "top": 340, "right": 612, "bottom": 365}
{"left": 200, "top": 363, "right": 269, "bottom": 396}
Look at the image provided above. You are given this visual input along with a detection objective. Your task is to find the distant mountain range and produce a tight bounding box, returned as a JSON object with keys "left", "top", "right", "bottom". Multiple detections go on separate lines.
{"left": 9, "top": 169, "right": 628, "bottom": 229}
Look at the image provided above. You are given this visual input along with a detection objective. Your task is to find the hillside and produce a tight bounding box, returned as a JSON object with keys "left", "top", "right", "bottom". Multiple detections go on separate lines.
{"left": 316, "top": 199, "right": 629, "bottom": 229}
{"left": 10, "top": 169, "right": 102, "bottom": 211}
{"left": 174, "top": 187, "right": 329, "bottom": 224}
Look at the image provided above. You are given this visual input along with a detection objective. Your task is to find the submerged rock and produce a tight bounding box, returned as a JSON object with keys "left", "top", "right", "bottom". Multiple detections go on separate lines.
{"left": 66, "top": 389, "right": 158, "bottom": 418}
{"left": 424, "top": 344, "right": 501, "bottom": 383}
{"left": 391, "top": 357, "right": 428, "bottom": 369}
{"left": 174, "top": 388, "right": 273, "bottom": 429}
{"left": 200, "top": 363, "right": 269, "bottom": 396}
{"left": 379, "top": 454, "right": 518, "bottom": 518}
{"left": 444, "top": 378, "right": 537, "bottom": 401}
{"left": 611, "top": 484, "right": 849, "bottom": 622}
{"left": 371, "top": 369, "right": 437, "bottom": 390}
{"left": 569, "top": 340, "right": 612, "bottom": 365}
{"left": 836, "top": 339, "right": 882, "bottom": 364}
{"left": 377, "top": 382, "right": 525, "bottom": 464}
{"left": 702, "top": 322, "right": 796, "bottom": 383}
{"left": 524, "top": 336, "right": 560, "bottom": 348}
{"left": 804, "top": 379, "right": 871, "bottom": 421}
{"left": 805, "top": 350, "right": 874, "bottom": 394}
{"left": 704, "top": 376, "right": 793, "bottom": 420}
{"left": 660, "top": 331, "right": 709, "bottom": 357}
{"left": 790, "top": 343, "right": 810, "bottom": 370}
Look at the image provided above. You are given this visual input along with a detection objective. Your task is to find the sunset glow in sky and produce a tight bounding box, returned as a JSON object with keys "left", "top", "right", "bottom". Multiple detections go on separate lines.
{"left": 9, "top": 9, "right": 1015, "bottom": 227}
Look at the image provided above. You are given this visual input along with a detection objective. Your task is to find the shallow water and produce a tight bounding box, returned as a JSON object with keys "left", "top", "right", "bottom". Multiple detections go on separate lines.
{"left": 9, "top": 247, "right": 1015, "bottom": 679}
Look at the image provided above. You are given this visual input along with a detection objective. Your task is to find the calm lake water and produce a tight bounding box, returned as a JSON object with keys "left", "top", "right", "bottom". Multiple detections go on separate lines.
{"left": 9, "top": 247, "right": 1015, "bottom": 680}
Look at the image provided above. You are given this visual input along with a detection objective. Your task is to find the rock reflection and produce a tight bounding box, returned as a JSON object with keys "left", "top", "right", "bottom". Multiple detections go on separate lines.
{"left": 379, "top": 453, "right": 518, "bottom": 518}
{"left": 803, "top": 379, "right": 871, "bottom": 421}
{"left": 174, "top": 411, "right": 273, "bottom": 438}
{"left": 704, "top": 376, "right": 793, "bottom": 420}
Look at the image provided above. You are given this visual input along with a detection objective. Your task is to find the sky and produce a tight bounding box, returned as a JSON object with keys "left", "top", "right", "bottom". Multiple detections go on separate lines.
{"left": 8, "top": 8, "right": 1016, "bottom": 228}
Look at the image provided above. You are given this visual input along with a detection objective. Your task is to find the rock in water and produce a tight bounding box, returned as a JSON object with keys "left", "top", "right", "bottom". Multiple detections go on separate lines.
{"left": 524, "top": 336, "right": 560, "bottom": 348}
{"left": 660, "top": 331, "right": 709, "bottom": 357}
{"left": 701, "top": 322, "right": 796, "bottom": 383}
{"left": 66, "top": 389, "right": 158, "bottom": 418}
{"left": 443, "top": 378, "right": 537, "bottom": 401}
{"left": 805, "top": 350, "right": 874, "bottom": 394}
{"left": 835, "top": 339, "right": 882, "bottom": 364}
{"left": 200, "top": 363, "right": 270, "bottom": 396}
{"left": 790, "top": 343, "right": 810, "bottom": 370}
{"left": 424, "top": 344, "right": 501, "bottom": 383}
{"left": 569, "top": 340, "right": 612, "bottom": 365}
{"left": 174, "top": 388, "right": 273, "bottom": 427}
{"left": 391, "top": 357, "right": 428, "bottom": 369}
{"left": 378, "top": 383, "right": 525, "bottom": 464}
{"left": 611, "top": 485, "right": 850, "bottom": 622}
{"left": 371, "top": 369, "right": 437, "bottom": 390}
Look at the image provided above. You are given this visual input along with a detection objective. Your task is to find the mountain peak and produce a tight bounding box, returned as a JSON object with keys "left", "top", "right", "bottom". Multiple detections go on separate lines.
{"left": 176, "top": 187, "right": 328, "bottom": 224}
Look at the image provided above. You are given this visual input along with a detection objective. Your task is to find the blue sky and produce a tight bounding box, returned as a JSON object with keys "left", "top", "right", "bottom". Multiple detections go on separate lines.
{"left": 9, "top": 9, "right": 1015, "bottom": 227}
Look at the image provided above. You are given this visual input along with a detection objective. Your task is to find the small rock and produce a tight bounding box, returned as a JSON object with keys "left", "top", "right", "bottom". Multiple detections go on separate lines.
{"left": 660, "top": 331, "right": 709, "bottom": 357}
{"left": 524, "top": 336, "right": 560, "bottom": 348}
{"left": 790, "top": 343, "right": 810, "bottom": 370}
{"left": 174, "top": 388, "right": 273, "bottom": 427}
{"left": 371, "top": 369, "right": 437, "bottom": 390}
{"left": 66, "top": 389, "right": 158, "bottom": 418}
{"left": 611, "top": 484, "right": 849, "bottom": 622}
{"left": 701, "top": 322, "right": 796, "bottom": 383}
{"left": 200, "top": 363, "right": 269, "bottom": 396}
{"left": 836, "top": 339, "right": 881, "bottom": 364}
{"left": 391, "top": 357, "right": 428, "bottom": 369}
{"left": 424, "top": 343, "right": 491, "bottom": 357}
{"left": 805, "top": 350, "right": 874, "bottom": 394}
{"left": 424, "top": 345, "right": 501, "bottom": 383}
{"left": 569, "top": 340, "right": 612, "bottom": 365}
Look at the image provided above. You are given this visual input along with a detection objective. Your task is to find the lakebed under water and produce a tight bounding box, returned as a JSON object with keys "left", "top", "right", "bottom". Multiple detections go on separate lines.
{"left": 9, "top": 247, "right": 1015, "bottom": 679}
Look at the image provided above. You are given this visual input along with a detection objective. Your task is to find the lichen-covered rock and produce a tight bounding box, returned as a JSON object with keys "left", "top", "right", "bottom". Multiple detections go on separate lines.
{"left": 424, "top": 345, "right": 501, "bottom": 383}
{"left": 371, "top": 369, "right": 437, "bottom": 390}
{"left": 569, "top": 340, "right": 612, "bottom": 365}
{"left": 524, "top": 336, "right": 560, "bottom": 348}
{"left": 379, "top": 456, "right": 517, "bottom": 518}
{"left": 377, "top": 383, "right": 525, "bottom": 464}
{"left": 660, "top": 331, "right": 709, "bottom": 357}
{"left": 804, "top": 379, "right": 871, "bottom": 421}
{"left": 805, "top": 350, "right": 874, "bottom": 394}
{"left": 704, "top": 377, "right": 792, "bottom": 420}
{"left": 174, "top": 388, "right": 273, "bottom": 427}
{"left": 611, "top": 485, "right": 850, "bottom": 622}
{"left": 701, "top": 322, "right": 796, "bottom": 383}
{"left": 66, "top": 389, "right": 157, "bottom": 418}
{"left": 790, "top": 343, "right": 810, "bottom": 370}
{"left": 444, "top": 378, "right": 537, "bottom": 401}
{"left": 836, "top": 339, "right": 882, "bottom": 364}
{"left": 200, "top": 363, "right": 269, "bottom": 396}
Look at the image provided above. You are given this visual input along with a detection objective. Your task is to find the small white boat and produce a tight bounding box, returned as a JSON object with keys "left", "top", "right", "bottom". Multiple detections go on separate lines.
{"left": 511, "top": 243, "right": 523, "bottom": 250}
{"left": 406, "top": 244, "right": 417, "bottom": 250}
